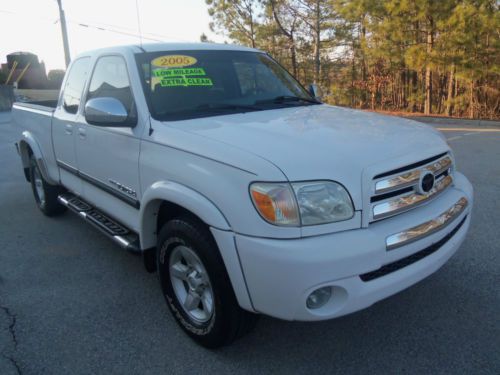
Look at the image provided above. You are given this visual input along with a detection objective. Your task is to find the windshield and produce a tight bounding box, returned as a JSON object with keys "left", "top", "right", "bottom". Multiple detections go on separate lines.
{"left": 135, "top": 50, "right": 319, "bottom": 121}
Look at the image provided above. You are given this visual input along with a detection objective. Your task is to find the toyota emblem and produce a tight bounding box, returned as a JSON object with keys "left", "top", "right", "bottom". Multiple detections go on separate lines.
{"left": 419, "top": 171, "right": 435, "bottom": 194}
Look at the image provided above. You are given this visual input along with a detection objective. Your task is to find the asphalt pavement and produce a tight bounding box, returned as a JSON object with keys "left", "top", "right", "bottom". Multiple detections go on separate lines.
{"left": 1, "top": 111, "right": 499, "bottom": 374}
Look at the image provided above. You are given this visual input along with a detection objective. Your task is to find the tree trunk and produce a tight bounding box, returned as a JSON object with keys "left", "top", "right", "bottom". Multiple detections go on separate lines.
{"left": 404, "top": 68, "right": 409, "bottom": 109}
{"left": 250, "top": 21, "right": 256, "bottom": 48}
{"left": 360, "top": 21, "right": 367, "bottom": 107}
{"left": 437, "top": 73, "right": 446, "bottom": 114}
{"left": 351, "top": 53, "right": 356, "bottom": 107}
{"left": 313, "top": 0, "right": 321, "bottom": 84}
{"left": 400, "top": 69, "right": 406, "bottom": 110}
{"left": 424, "top": 18, "right": 434, "bottom": 115}
{"left": 371, "top": 83, "right": 375, "bottom": 110}
{"left": 446, "top": 65, "right": 455, "bottom": 116}
{"left": 270, "top": 0, "right": 298, "bottom": 77}
{"left": 290, "top": 36, "right": 298, "bottom": 77}
{"left": 469, "top": 80, "right": 475, "bottom": 119}
{"left": 411, "top": 70, "right": 418, "bottom": 112}
{"left": 247, "top": 1, "right": 256, "bottom": 49}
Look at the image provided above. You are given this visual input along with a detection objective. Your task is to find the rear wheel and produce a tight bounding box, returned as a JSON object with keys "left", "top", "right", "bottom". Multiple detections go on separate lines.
{"left": 157, "top": 215, "right": 257, "bottom": 348}
{"left": 29, "top": 155, "right": 66, "bottom": 216}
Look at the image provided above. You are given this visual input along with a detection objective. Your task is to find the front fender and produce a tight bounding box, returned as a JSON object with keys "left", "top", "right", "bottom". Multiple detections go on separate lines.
{"left": 139, "top": 181, "right": 255, "bottom": 311}
{"left": 139, "top": 180, "right": 231, "bottom": 249}
{"left": 18, "top": 131, "right": 58, "bottom": 185}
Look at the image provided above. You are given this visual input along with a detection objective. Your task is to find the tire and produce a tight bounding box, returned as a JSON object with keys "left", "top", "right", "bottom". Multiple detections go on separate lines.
{"left": 157, "top": 215, "right": 257, "bottom": 348}
{"left": 29, "top": 155, "right": 66, "bottom": 216}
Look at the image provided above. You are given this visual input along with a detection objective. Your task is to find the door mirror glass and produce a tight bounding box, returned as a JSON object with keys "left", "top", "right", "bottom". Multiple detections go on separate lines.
{"left": 85, "top": 97, "right": 129, "bottom": 126}
{"left": 309, "top": 84, "right": 323, "bottom": 101}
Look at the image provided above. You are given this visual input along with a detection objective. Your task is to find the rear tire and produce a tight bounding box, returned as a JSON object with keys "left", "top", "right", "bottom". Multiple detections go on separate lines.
{"left": 29, "top": 155, "right": 66, "bottom": 216}
{"left": 157, "top": 215, "right": 257, "bottom": 348}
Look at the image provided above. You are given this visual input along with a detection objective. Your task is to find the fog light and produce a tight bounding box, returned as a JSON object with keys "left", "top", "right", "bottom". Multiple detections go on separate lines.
{"left": 306, "top": 287, "right": 332, "bottom": 309}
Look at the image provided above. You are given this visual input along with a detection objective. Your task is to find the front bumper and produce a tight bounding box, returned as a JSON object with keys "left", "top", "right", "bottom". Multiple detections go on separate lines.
{"left": 233, "top": 172, "right": 473, "bottom": 321}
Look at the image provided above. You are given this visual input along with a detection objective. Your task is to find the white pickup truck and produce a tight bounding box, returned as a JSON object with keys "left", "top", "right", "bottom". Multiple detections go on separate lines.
{"left": 12, "top": 43, "right": 473, "bottom": 348}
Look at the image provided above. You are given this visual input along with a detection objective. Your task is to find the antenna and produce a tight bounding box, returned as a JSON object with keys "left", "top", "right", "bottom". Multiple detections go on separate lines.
{"left": 135, "top": 0, "right": 143, "bottom": 47}
{"left": 135, "top": 0, "right": 154, "bottom": 136}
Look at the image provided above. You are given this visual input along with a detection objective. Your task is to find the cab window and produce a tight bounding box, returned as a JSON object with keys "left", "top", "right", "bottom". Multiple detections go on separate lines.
{"left": 62, "top": 57, "right": 90, "bottom": 114}
{"left": 87, "top": 55, "right": 136, "bottom": 120}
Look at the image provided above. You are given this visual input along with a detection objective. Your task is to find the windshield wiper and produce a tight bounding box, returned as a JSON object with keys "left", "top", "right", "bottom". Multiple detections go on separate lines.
{"left": 196, "top": 103, "right": 263, "bottom": 111}
{"left": 256, "top": 95, "right": 321, "bottom": 105}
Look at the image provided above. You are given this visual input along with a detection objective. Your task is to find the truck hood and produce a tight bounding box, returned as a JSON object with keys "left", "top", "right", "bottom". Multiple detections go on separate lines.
{"left": 168, "top": 105, "right": 448, "bottom": 208}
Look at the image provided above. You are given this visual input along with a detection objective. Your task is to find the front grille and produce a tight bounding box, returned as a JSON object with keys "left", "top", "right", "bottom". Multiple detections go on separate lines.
{"left": 374, "top": 152, "right": 447, "bottom": 179}
{"left": 370, "top": 153, "right": 453, "bottom": 222}
{"left": 360, "top": 215, "right": 466, "bottom": 282}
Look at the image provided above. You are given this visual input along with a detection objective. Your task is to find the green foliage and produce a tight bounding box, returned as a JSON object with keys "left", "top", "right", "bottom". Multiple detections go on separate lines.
{"left": 206, "top": 0, "right": 263, "bottom": 47}
{"left": 206, "top": 0, "right": 500, "bottom": 118}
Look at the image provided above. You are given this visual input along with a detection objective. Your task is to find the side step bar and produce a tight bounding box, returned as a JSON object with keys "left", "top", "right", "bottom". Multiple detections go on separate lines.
{"left": 58, "top": 193, "right": 140, "bottom": 252}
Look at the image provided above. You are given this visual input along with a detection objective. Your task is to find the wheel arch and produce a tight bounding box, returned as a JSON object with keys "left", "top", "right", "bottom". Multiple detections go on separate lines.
{"left": 18, "top": 131, "right": 58, "bottom": 185}
{"left": 139, "top": 181, "right": 231, "bottom": 250}
{"left": 140, "top": 181, "right": 254, "bottom": 312}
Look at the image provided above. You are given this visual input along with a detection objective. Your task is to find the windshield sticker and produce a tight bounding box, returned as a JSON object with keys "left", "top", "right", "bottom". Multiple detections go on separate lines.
{"left": 151, "top": 55, "right": 197, "bottom": 68}
{"left": 153, "top": 68, "right": 206, "bottom": 77}
{"left": 152, "top": 66, "right": 213, "bottom": 88}
{"left": 160, "top": 76, "right": 213, "bottom": 87}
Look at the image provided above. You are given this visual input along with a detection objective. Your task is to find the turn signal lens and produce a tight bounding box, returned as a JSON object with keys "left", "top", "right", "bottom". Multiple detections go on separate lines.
{"left": 250, "top": 183, "right": 299, "bottom": 226}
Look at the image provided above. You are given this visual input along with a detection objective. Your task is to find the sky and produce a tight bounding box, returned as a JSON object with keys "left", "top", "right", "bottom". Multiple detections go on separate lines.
{"left": 0, "top": 0, "right": 225, "bottom": 72}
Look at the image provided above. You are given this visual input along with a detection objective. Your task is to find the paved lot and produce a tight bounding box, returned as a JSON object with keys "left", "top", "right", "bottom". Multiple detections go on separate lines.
{"left": 1, "top": 111, "right": 499, "bottom": 374}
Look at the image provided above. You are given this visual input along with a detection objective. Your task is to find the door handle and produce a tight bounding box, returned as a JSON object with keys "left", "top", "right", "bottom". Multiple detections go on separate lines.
{"left": 64, "top": 124, "right": 73, "bottom": 135}
{"left": 78, "top": 127, "right": 86, "bottom": 139}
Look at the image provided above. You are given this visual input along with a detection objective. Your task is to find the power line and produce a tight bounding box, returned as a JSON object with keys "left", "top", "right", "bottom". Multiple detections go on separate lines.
{"left": 0, "top": 9, "right": 189, "bottom": 42}
{"left": 73, "top": 21, "right": 163, "bottom": 42}
{"left": 0, "top": 8, "right": 191, "bottom": 43}
{"left": 66, "top": 17, "right": 190, "bottom": 42}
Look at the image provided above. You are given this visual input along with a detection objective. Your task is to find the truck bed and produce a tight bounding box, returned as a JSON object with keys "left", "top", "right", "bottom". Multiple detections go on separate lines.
{"left": 12, "top": 101, "right": 59, "bottom": 183}
{"left": 14, "top": 100, "right": 58, "bottom": 112}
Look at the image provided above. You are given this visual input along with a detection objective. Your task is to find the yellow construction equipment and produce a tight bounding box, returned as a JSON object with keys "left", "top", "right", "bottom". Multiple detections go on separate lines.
{"left": 15, "top": 62, "right": 31, "bottom": 85}
{"left": 5, "top": 60, "right": 18, "bottom": 84}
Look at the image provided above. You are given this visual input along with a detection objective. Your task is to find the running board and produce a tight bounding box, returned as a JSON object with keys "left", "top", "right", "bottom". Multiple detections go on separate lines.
{"left": 58, "top": 193, "right": 140, "bottom": 252}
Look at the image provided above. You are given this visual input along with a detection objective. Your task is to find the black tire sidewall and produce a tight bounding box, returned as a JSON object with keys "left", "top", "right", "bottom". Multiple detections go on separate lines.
{"left": 28, "top": 155, "right": 65, "bottom": 216}
{"left": 29, "top": 156, "right": 47, "bottom": 211}
{"left": 159, "top": 234, "right": 217, "bottom": 335}
{"left": 157, "top": 218, "right": 240, "bottom": 347}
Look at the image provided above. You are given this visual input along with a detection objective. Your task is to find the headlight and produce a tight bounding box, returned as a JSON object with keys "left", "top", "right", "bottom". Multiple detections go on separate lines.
{"left": 250, "top": 183, "right": 299, "bottom": 226}
{"left": 292, "top": 181, "right": 354, "bottom": 225}
{"left": 250, "top": 181, "right": 354, "bottom": 226}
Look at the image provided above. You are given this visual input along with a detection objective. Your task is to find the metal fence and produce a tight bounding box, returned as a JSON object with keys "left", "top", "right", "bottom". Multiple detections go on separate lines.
{"left": 0, "top": 85, "right": 15, "bottom": 111}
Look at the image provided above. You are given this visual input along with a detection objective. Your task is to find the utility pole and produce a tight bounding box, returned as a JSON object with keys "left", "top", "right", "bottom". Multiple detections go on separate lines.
{"left": 56, "top": 0, "right": 71, "bottom": 67}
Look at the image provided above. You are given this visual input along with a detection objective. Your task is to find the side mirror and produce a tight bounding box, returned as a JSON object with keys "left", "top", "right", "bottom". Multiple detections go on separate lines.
{"left": 85, "top": 97, "right": 131, "bottom": 127}
{"left": 309, "top": 84, "right": 323, "bottom": 101}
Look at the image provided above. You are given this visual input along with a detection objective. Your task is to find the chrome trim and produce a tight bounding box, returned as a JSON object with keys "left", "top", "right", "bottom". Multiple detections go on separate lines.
{"left": 109, "top": 179, "right": 137, "bottom": 198}
{"left": 386, "top": 197, "right": 468, "bottom": 250}
{"left": 56, "top": 159, "right": 78, "bottom": 174}
{"left": 375, "top": 156, "right": 452, "bottom": 195}
{"left": 85, "top": 97, "right": 128, "bottom": 125}
{"left": 57, "top": 194, "right": 140, "bottom": 252}
{"left": 373, "top": 175, "right": 453, "bottom": 220}
{"left": 56, "top": 160, "right": 140, "bottom": 209}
